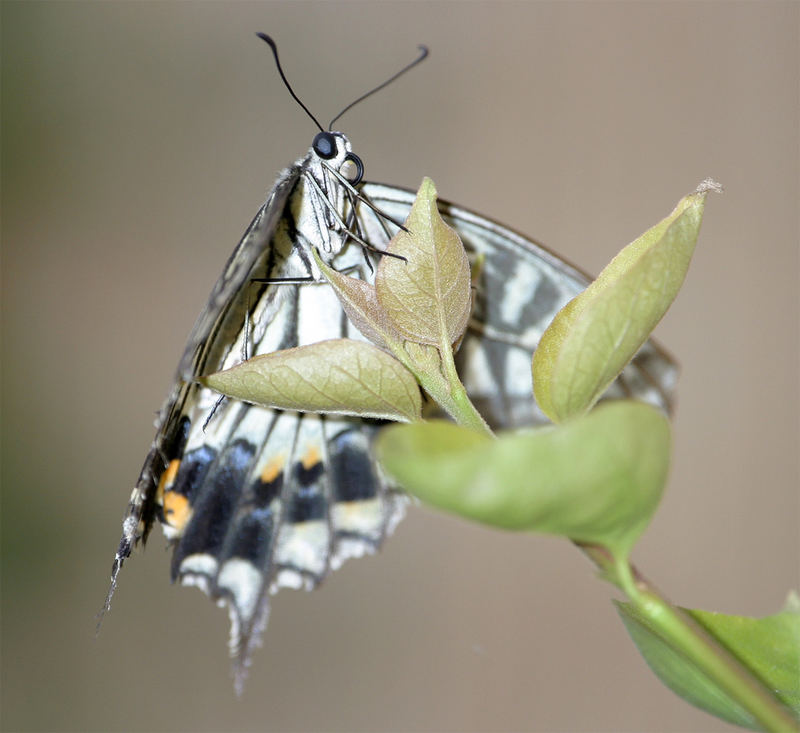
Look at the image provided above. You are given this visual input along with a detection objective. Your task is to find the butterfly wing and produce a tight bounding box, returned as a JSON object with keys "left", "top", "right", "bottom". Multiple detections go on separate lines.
{"left": 105, "top": 163, "right": 405, "bottom": 690}
{"left": 107, "top": 172, "right": 677, "bottom": 691}
{"left": 106, "top": 167, "right": 295, "bottom": 588}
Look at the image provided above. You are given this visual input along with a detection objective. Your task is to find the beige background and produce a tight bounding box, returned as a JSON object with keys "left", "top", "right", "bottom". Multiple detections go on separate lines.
{"left": 2, "top": 2, "right": 797, "bottom": 731}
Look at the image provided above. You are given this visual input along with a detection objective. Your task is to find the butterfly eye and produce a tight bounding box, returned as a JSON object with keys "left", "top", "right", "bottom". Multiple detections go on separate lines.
{"left": 341, "top": 153, "right": 364, "bottom": 185}
{"left": 312, "top": 131, "right": 338, "bottom": 160}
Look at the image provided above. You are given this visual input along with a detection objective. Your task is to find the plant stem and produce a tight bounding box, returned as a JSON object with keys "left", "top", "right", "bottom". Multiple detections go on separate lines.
{"left": 438, "top": 335, "right": 493, "bottom": 436}
{"left": 582, "top": 546, "right": 797, "bottom": 732}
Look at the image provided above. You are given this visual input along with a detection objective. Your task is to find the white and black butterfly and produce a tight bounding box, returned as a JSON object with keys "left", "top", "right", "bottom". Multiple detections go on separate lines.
{"left": 104, "top": 35, "right": 677, "bottom": 689}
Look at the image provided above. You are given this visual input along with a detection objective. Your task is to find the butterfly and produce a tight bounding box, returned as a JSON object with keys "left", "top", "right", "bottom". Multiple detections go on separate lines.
{"left": 103, "top": 35, "right": 677, "bottom": 691}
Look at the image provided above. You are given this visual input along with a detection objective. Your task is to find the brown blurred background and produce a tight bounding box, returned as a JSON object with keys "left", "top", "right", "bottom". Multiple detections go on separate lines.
{"left": 2, "top": 3, "right": 797, "bottom": 731}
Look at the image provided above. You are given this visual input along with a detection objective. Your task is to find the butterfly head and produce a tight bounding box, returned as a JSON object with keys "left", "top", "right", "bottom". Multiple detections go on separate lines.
{"left": 311, "top": 131, "right": 364, "bottom": 186}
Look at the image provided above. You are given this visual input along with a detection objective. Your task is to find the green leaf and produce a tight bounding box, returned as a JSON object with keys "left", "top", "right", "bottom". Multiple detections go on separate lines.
{"left": 200, "top": 338, "right": 422, "bottom": 422}
{"left": 313, "top": 184, "right": 489, "bottom": 434}
{"left": 534, "top": 180, "right": 722, "bottom": 423}
{"left": 616, "top": 594, "right": 800, "bottom": 729}
{"left": 376, "top": 400, "right": 670, "bottom": 557}
{"left": 375, "top": 177, "right": 471, "bottom": 347}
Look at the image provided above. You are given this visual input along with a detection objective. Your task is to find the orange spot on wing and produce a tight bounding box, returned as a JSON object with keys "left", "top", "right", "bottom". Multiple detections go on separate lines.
{"left": 260, "top": 455, "right": 285, "bottom": 484}
{"left": 163, "top": 492, "right": 192, "bottom": 532}
{"left": 156, "top": 459, "right": 181, "bottom": 504}
{"left": 302, "top": 445, "right": 321, "bottom": 470}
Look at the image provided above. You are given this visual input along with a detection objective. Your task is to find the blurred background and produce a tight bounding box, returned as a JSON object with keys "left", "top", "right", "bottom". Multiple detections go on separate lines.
{"left": 2, "top": 3, "right": 797, "bottom": 731}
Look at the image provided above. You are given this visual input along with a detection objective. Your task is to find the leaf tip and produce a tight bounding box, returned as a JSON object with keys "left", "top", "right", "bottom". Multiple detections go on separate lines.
{"left": 419, "top": 176, "right": 438, "bottom": 199}
{"left": 695, "top": 178, "right": 723, "bottom": 195}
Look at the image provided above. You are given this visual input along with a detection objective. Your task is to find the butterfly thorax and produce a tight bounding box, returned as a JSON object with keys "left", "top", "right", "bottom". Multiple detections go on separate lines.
{"left": 287, "top": 131, "right": 363, "bottom": 275}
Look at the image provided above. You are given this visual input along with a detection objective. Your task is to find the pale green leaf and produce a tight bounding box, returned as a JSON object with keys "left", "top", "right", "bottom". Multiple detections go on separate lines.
{"left": 376, "top": 177, "right": 471, "bottom": 346}
{"left": 534, "top": 180, "right": 722, "bottom": 423}
{"left": 376, "top": 400, "right": 670, "bottom": 557}
{"left": 616, "top": 594, "right": 800, "bottom": 729}
{"left": 200, "top": 338, "right": 421, "bottom": 422}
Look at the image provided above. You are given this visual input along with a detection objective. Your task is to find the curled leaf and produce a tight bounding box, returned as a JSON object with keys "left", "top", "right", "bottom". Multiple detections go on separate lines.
{"left": 200, "top": 338, "right": 422, "bottom": 422}
{"left": 534, "top": 180, "right": 721, "bottom": 423}
{"left": 376, "top": 400, "right": 671, "bottom": 557}
{"left": 376, "top": 177, "right": 471, "bottom": 347}
{"left": 313, "top": 249, "right": 401, "bottom": 350}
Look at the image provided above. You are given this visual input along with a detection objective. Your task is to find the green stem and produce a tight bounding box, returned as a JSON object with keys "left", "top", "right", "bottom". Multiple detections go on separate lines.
{"left": 589, "top": 550, "right": 797, "bottom": 732}
{"left": 438, "top": 335, "right": 493, "bottom": 436}
{"left": 391, "top": 334, "right": 493, "bottom": 436}
{"left": 414, "top": 368, "right": 492, "bottom": 435}
{"left": 450, "top": 378, "right": 493, "bottom": 435}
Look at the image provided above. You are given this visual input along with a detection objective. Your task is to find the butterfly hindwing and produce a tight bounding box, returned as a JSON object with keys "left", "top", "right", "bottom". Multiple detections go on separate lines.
{"left": 105, "top": 139, "right": 405, "bottom": 685}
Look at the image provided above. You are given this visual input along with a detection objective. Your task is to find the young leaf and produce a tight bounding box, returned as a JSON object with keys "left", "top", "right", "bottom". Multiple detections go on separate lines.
{"left": 375, "top": 177, "right": 471, "bottom": 347}
{"left": 534, "top": 180, "right": 722, "bottom": 423}
{"left": 616, "top": 594, "right": 800, "bottom": 729}
{"left": 313, "top": 249, "right": 401, "bottom": 350}
{"left": 313, "top": 183, "right": 489, "bottom": 434}
{"left": 200, "top": 338, "right": 422, "bottom": 422}
{"left": 376, "top": 400, "right": 671, "bottom": 557}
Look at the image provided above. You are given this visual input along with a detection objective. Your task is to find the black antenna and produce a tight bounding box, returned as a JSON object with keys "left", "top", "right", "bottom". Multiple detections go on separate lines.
{"left": 256, "top": 33, "right": 324, "bottom": 132}
{"left": 328, "top": 45, "right": 429, "bottom": 130}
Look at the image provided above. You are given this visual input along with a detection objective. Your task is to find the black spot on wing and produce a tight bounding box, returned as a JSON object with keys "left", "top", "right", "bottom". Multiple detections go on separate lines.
{"left": 252, "top": 468, "right": 283, "bottom": 508}
{"left": 170, "top": 444, "right": 217, "bottom": 501}
{"left": 328, "top": 429, "right": 379, "bottom": 503}
{"left": 294, "top": 458, "right": 324, "bottom": 487}
{"left": 215, "top": 461, "right": 285, "bottom": 569}
{"left": 286, "top": 456, "right": 327, "bottom": 523}
{"left": 285, "top": 486, "right": 326, "bottom": 524}
{"left": 171, "top": 438, "right": 256, "bottom": 579}
{"left": 223, "top": 508, "right": 276, "bottom": 567}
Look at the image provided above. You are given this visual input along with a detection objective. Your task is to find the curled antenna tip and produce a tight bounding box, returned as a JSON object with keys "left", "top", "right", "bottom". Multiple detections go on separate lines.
{"left": 255, "top": 32, "right": 275, "bottom": 46}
